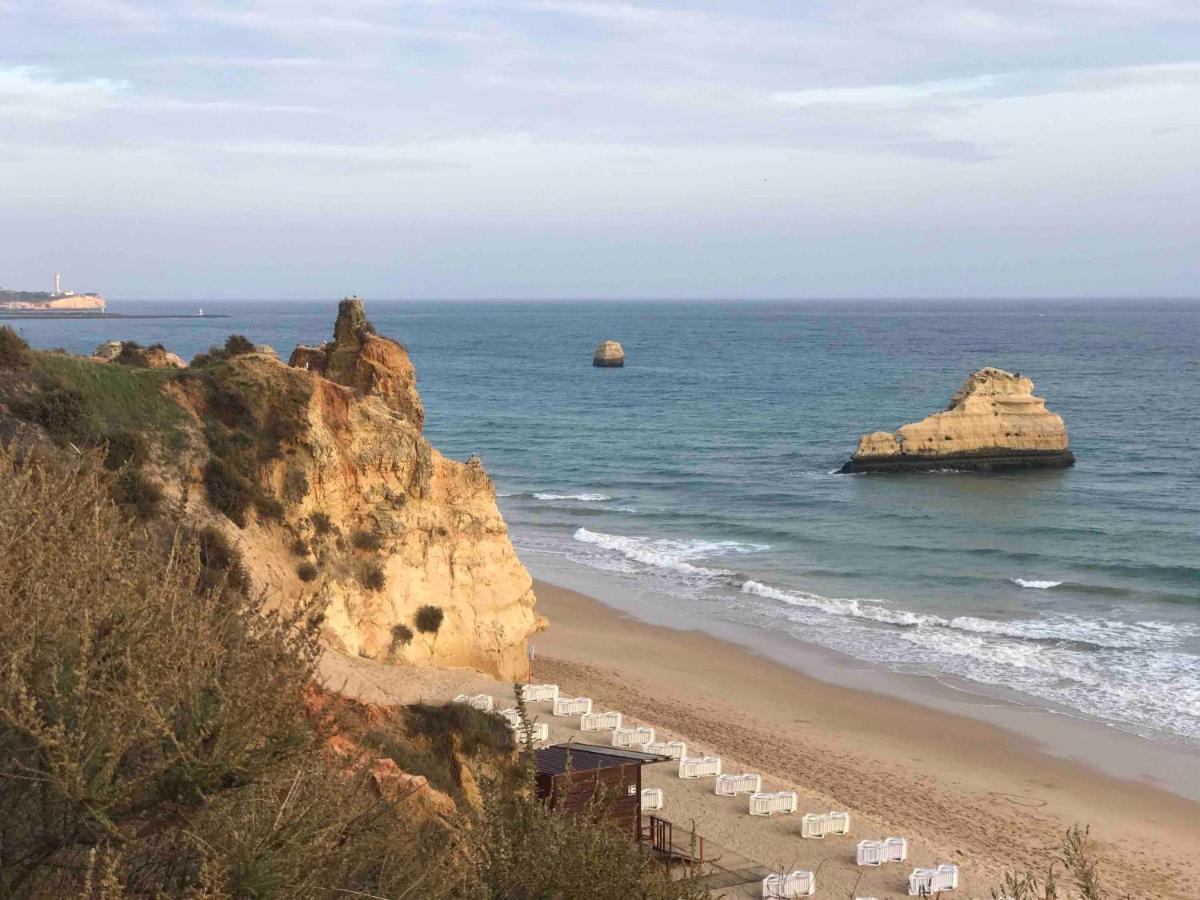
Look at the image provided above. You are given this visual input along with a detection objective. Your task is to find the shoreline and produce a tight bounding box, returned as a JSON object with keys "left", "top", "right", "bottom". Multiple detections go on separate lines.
{"left": 523, "top": 556, "right": 1200, "bottom": 801}
{"left": 527, "top": 577, "right": 1200, "bottom": 898}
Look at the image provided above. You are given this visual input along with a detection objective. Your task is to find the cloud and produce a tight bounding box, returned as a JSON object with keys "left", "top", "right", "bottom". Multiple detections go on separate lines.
{"left": 0, "top": 66, "right": 127, "bottom": 120}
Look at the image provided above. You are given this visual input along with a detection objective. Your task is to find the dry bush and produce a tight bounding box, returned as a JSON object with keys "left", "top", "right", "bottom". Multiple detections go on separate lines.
{"left": 0, "top": 449, "right": 436, "bottom": 898}
{"left": 0, "top": 325, "right": 31, "bottom": 370}
{"left": 991, "top": 825, "right": 1128, "bottom": 900}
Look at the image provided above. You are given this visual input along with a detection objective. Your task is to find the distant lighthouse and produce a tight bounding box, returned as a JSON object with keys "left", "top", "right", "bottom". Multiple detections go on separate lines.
{"left": 54, "top": 273, "right": 61, "bottom": 295}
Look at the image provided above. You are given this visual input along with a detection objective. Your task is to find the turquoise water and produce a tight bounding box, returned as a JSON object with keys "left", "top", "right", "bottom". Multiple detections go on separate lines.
{"left": 12, "top": 299, "right": 1200, "bottom": 746}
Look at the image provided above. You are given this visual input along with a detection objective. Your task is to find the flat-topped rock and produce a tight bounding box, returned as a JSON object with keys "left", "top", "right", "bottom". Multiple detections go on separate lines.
{"left": 593, "top": 340, "right": 625, "bottom": 368}
{"left": 841, "top": 367, "right": 1074, "bottom": 473}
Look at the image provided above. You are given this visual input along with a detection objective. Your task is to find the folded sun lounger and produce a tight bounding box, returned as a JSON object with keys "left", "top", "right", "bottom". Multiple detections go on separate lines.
{"left": 749, "top": 791, "right": 798, "bottom": 816}
{"left": 640, "top": 788, "right": 664, "bottom": 811}
{"left": 678, "top": 756, "right": 722, "bottom": 778}
{"left": 761, "top": 869, "right": 815, "bottom": 898}
{"left": 516, "top": 683, "right": 559, "bottom": 702}
{"left": 552, "top": 696, "right": 592, "bottom": 717}
{"left": 580, "top": 710, "right": 622, "bottom": 731}
{"left": 645, "top": 740, "right": 686, "bottom": 760}
{"left": 715, "top": 773, "right": 762, "bottom": 796}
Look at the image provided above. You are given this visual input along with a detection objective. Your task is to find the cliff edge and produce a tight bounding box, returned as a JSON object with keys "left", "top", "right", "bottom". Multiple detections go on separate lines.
{"left": 841, "top": 367, "right": 1074, "bottom": 473}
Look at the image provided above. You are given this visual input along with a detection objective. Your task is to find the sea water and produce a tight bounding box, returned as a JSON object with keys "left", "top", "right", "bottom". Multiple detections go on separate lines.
{"left": 13, "top": 299, "right": 1200, "bottom": 747}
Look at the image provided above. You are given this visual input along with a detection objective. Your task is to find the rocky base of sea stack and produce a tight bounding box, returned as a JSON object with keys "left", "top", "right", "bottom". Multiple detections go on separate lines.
{"left": 840, "top": 448, "right": 1076, "bottom": 474}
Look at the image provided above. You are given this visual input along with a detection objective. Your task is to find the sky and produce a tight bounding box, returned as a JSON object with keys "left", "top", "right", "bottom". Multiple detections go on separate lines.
{"left": 1, "top": 1, "right": 1198, "bottom": 300}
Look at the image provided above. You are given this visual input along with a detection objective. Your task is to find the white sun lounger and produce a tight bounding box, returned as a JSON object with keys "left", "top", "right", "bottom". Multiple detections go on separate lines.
{"left": 909, "top": 864, "right": 958, "bottom": 895}
{"left": 857, "top": 840, "right": 886, "bottom": 866}
{"left": 761, "top": 869, "right": 815, "bottom": 898}
{"left": 640, "top": 788, "right": 664, "bottom": 811}
{"left": 499, "top": 708, "right": 523, "bottom": 727}
{"left": 800, "top": 810, "right": 849, "bottom": 837}
{"left": 715, "top": 773, "right": 762, "bottom": 796}
{"left": 612, "top": 726, "right": 654, "bottom": 749}
{"left": 452, "top": 693, "right": 494, "bottom": 712}
{"left": 749, "top": 791, "right": 798, "bottom": 816}
{"left": 516, "top": 683, "right": 559, "bottom": 702}
{"left": 678, "top": 756, "right": 722, "bottom": 778}
{"left": 885, "top": 837, "right": 908, "bottom": 863}
{"left": 552, "top": 696, "right": 592, "bottom": 717}
{"left": 580, "top": 710, "right": 622, "bottom": 731}
{"left": 645, "top": 740, "right": 686, "bottom": 760}
{"left": 511, "top": 721, "right": 549, "bottom": 744}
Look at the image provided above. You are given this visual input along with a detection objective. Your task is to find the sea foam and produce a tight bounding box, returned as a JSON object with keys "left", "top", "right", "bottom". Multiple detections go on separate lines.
{"left": 572, "top": 527, "right": 766, "bottom": 577}
{"left": 1011, "top": 577, "right": 1063, "bottom": 589}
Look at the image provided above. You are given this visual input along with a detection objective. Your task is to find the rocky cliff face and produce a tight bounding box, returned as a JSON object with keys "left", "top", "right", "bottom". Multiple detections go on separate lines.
{"left": 181, "top": 300, "right": 543, "bottom": 680}
{"left": 0, "top": 292, "right": 106, "bottom": 311}
{"left": 841, "top": 367, "right": 1074, "bottom": 473}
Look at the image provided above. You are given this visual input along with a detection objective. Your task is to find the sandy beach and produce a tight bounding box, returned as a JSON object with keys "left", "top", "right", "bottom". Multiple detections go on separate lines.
{"left": 321, "top": 578, "right": 1200, "bottom": 899}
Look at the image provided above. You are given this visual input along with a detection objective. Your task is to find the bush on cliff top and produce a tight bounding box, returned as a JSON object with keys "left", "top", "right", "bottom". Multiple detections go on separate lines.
{"left": 0, "top": 325, "right": 31, "bottom": 370}
{"left": 0, "top": 448, "right": 442, "bottom": 898}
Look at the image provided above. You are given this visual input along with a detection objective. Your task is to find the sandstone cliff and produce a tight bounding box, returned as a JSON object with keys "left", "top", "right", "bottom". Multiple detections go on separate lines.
{"left": 185, "top": 299, "right": 544, "bottom": 679}
{"left": 841, "top": 367, "right": 1074, "bottom": 473}
{"left": 593, "top": 339, "right": 625, "bottom": 367}
{"left": 1, "top": 298, "right": 543, "bottom": 681}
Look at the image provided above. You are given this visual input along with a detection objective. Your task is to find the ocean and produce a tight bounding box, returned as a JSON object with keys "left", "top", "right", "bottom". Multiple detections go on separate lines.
{"left": 12, "top": 298, "right": 1200, "bottom": 749}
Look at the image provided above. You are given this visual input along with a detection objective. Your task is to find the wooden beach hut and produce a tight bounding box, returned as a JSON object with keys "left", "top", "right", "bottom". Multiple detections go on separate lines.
{"left": 530, "top": 742, "right": 671, "bottom": 841}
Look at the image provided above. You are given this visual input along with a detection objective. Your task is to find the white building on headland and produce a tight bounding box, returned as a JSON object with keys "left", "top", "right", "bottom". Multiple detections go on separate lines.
{"left": 53, "top": 273, "right": 75, "bottom": 297}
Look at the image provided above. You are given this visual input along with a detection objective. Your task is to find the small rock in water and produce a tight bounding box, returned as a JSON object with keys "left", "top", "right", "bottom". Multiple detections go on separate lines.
{"left": 593, "top": 340, "right": 625, "bottom": 368}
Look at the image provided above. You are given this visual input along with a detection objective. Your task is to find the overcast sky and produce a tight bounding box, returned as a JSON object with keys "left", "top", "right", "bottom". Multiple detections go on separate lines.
{"left": 1, "top": 1, "right": 1198, "bottom": 300}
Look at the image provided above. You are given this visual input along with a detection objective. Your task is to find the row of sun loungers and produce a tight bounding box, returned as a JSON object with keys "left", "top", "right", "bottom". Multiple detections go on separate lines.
{"left": 510, "top": 684, "right": 959, "bottom": 896}
{"left": 761, "top": 870, "right": 815, "bottom": 898}
{"left": 856, "top": 837, "right": 908, "bottom": 865}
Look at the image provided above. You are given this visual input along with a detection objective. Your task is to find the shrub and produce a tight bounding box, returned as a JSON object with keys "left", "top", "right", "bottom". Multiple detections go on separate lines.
{"left": 203, "top": 457, "right": 254, "bottom": 527}
{"left": 26, "top": 387, "right": 94, "bottom": 443}
{"left": 361, "top": 563, "right": 386, "bottom": 591}
{"left": 103, "top": 430, "right": 147, "bottom": 471}
{"left": 311, "top": 511, "right": 333, "bottom": 535}
{"left": 389, "top": 623, "right": 414, "bottom": 650}
{"left": 291, "top": 537, "right": 311, "bottom": 557}
{"left": 297, "top": 561, "right": 318, "bottom": 582}
{"left": 113, "top": 467, "right": 163, "bottom": 520}
{"left": 197, "top": 525, "right": 248, "bottom": 592}
{"left": 255, "top": 492, "right": 285, "bottom": 522}
{"left": 407, "top": 703, "right": 514, "bottom": 758}
{"left": 0, "top": 450, "right": 445, "bottom": 898}
{"left": 414, "top": 604, "right": 444, "bottom": 635}
{"left": 352, "top": 529, "right": 383, "bottom": 551}
{"left": 283, "top": 466, "right": 309, "bottom": 503}
{"left": 224, "top": 334, "right": 256, "bottom": 356}
{"left": 0, "top": 325, "right": 31, "bottom": 370}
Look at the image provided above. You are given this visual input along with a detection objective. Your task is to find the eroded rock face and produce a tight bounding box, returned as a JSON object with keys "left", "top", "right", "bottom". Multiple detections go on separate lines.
{"left": 288, "top": 297, "right": 424, "bottom": 429}
{"left": 593, "top": 340, "right": 625, "bottom": 367}
{"left": 841, "top": 367, "right": 1074, "bottom": 473}
{"left": 185, "top": 299, "right": 543, "bottom": 680}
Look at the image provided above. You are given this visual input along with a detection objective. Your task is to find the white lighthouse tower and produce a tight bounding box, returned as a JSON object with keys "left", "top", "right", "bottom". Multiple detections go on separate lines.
{"left": 54, "top": 273, "right": 62, "bottom": 296}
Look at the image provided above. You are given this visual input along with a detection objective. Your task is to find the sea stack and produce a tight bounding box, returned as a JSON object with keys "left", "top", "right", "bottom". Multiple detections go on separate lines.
{"left": 840, "top": 367, "right": 1074, "bottom": 473}
{"left": 593, "top": 340, "right": 625, "bottom": 368}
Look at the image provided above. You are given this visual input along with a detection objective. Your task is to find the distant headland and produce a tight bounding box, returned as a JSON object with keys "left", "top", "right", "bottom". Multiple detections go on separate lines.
{"left": 0, "top": 273, "right": 106, "bottom": 312}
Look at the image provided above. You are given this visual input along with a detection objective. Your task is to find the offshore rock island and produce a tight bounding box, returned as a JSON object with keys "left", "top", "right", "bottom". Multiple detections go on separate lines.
{"left": 841, "top": 367, "right": 1075, "bottom": 473}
